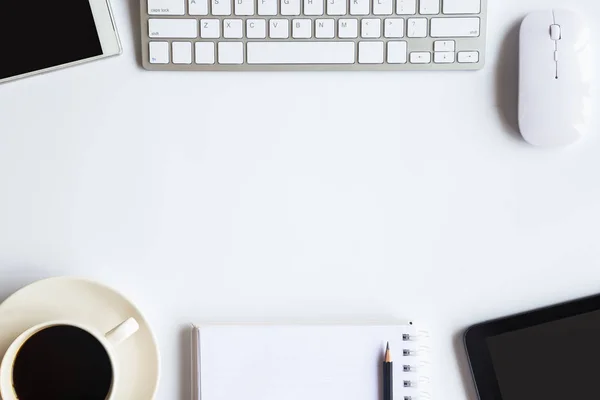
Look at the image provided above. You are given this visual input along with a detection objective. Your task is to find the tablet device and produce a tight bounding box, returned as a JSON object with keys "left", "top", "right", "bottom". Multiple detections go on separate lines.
{"left": 0, "top": 0, "right": 122, "bottom": 84}
{"left": 465, "top": 294, "right": 600, "bottom": 400}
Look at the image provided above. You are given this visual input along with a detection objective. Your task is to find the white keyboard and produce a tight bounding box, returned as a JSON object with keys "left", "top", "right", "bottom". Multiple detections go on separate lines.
{"left": 141, "top": 0, "right": 487, "bottom": 70}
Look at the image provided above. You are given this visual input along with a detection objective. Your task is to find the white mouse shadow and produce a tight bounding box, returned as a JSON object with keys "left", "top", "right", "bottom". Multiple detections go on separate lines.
{"left": 495, "top": 20, "right": 524, "bottom": 142}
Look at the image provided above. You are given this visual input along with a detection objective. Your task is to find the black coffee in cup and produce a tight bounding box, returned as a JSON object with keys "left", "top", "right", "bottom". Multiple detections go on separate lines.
{"left": 11, "top": 325, "right": 113, "bottom": 400}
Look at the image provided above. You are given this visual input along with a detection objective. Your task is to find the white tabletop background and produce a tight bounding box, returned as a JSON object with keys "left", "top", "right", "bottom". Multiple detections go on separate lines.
{"left": 2, "top": 0, "right": 600, "bottom": 398}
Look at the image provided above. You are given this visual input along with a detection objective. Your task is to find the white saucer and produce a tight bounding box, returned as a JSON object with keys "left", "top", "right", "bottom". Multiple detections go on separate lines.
{"left": 0, "top": 277, "right": 160, "bottom": 399}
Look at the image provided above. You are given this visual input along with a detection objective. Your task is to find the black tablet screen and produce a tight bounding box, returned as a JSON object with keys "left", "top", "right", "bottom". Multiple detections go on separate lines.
{"left": 0, "top": 0, "right": 103, "bottom": 80}
{"left": 487, "top": 309, "right": 600, "bottom": 399}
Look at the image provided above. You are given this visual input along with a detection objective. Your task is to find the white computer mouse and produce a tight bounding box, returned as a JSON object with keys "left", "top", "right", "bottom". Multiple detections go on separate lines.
{"left": 519, "top": 10, "right": 593, "bottom": 147}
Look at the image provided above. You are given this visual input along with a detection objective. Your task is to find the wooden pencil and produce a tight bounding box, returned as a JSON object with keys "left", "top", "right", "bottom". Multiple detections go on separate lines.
{"left": 384, "top": 342, "right": 393, "bottom": 400}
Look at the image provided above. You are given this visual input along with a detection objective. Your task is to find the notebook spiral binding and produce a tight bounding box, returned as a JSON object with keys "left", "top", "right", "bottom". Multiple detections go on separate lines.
{"left": 401, "top": 326, "right": 432, "bottom": 400}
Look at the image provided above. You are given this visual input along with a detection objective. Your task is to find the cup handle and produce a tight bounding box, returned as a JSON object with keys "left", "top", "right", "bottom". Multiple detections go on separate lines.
{"left": 105, "top": 317, "right": 140, "bottom": 347}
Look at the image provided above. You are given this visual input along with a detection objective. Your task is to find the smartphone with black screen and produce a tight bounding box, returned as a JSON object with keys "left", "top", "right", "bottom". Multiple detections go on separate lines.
{"left": 0, "top": 0, "right": 122, "bottom": 84}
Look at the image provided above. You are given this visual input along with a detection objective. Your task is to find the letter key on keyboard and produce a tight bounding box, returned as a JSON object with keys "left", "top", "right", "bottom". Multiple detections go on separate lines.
{"left": 141, "top": 0, "right": 487, "bottom": 70}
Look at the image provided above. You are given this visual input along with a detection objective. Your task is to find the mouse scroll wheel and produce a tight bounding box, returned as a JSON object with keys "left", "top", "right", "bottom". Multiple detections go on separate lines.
{"left": 550, "top": 24, "right": 562, "bottom": 40}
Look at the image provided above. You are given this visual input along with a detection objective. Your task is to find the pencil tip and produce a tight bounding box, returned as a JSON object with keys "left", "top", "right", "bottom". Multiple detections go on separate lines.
{"left": 385, "top": 342, "right": 392, "bottom": 362}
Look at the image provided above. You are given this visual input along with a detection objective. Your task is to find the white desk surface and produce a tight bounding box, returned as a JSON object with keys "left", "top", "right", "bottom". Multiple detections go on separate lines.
{"left": 1, "top": 0, "right": 600, "bottom": 398}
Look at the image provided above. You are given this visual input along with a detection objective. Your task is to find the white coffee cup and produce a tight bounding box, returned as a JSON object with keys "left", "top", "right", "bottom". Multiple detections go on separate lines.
{"left": 0, "top": 318, "right": 139, "bottom": 400}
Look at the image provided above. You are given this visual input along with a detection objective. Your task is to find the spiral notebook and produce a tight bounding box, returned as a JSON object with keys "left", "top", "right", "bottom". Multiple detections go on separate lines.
{"left": 192, "top": 324, "right": 432, "bottom": 400}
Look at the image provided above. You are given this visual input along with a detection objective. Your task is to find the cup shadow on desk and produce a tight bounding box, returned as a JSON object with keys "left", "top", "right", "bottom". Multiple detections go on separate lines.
{"left": 452, "top": 330, "right": 478, "bottom": 400}
{"left": 0, "top": 268, "right": 53, "bottom": 303}
{"left": 0, "top": 283, "right": 22, "bottom": 303}
{"left": 495, "top": 20, "right": 524, "bottom": 142}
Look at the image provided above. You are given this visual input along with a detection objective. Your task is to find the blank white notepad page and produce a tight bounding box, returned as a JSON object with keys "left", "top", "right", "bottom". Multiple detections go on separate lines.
{"left": 197, "top": 325, "right": 430, "bottom": 400}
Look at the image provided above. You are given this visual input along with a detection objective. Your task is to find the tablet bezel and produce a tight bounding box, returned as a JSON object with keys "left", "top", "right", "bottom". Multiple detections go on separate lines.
{"left": 0, "top": 0, "right": 122, "bottom": 84}
{"left": 464, "top": 293, "right": 600, "bottom": 399}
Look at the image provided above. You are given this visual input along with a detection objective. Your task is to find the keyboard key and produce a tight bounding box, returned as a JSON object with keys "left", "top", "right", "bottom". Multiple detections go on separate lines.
{"left": 372, "top": 0, "right": 392, "bottom": 15}
{"left": 430, "top": 17, "right": 480, "bottom": 37}
{"left": 211, "top": 0, "right": 232, "bottom": 15}
{"left": 195, "top": 42, "right": 215, "bottom": 64}
{"left": 270, "top": 19, "right": 289, "bottom": 38}
{"left": 149, "top": 42, "right": 169, "bottom": 63}
{"left": 361, "top": 19, "right": 381, "bottom": 38}
{"left": 350, "top": 0, "right": 369, "bottom": 16}
{"left": 434, "top": 51, "right": 454, "bottom": 63}
{"left": 304, "top": 0, "right": 324, "bottom": 15}
{"left": 293, "top": 19, "right": 312, "bottom": 38}
{"left": 443, "top": 0, "right": 480, "bottom": 14}
{"left": 189, "top": 0, "right": 208, "bottom": 14}
{"left": 458, "top": 51, "right": 479, "bottom": 63}
{"left": 434, "top": 40, "right": 455, "bottom": 51}
{"left": 247, "top": 42, "right": 355, "bottom": 64}
{"left": 338, "top": 19, "right": 358, "bottom": 38}
{"left": 384, "top": 18, "right": 404, "bottom": 38}
{"left": 387, "top": 41, "right": 407, "bottom": 63}
{"left": 406, "top": 18, "right": 427, "bottom": 38}
{"left": 149, "top": 19, "right": 198, "bottom": 38}
{"left": 358, "top": 41, "right": 384, "bottom": 64}
{"left": 146, "top": 0, "right": 484, "bottom": 70}
{"left": 247, "top": 19, "right": 267, "bottom": 38}
{"left": 218, "top": 42, "right": 244, "bottom": 64}
{"left": 235, "top": 0, "right": 255, "bottom": 15}
{"left": 200, "top": 19, "right": 220, "bottom": 38}
{"left": 172, "top": 42, "right": 192, "bottom": 64}
{"left": 326, "top": 0, "right": 346, "bottom": 15}
{"left": 410, "top": 51, "right": 430, "bottom": 63}
{"left": 419, "top": 0, "right": 439, "bottom": 15}
{"left": 396, "top": 0, "right": 416, "bottom": 15}
{"left": 315, "top": 19, "right": 335, "bottom": 38}
{"left": 148, "top": 0, "right": 184, "bottom": 15}
{"left": 281, "top": 0, "right": 301, "bottom": 15}
{"left": 224, "top": 19, "right": 243, "bottom": 38}
{"left": 258, "top": 0, "right": 278, "bottom": 14}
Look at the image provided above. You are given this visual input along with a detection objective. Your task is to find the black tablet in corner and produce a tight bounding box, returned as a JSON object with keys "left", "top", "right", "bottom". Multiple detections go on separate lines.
{"left": 464, "top": 293, "right": 600, "bottom": 400}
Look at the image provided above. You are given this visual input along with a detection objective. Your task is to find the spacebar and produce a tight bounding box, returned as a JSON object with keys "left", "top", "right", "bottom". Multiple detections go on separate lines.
{"left": 247, "top": 42, "right": 355, "bottom": 64}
